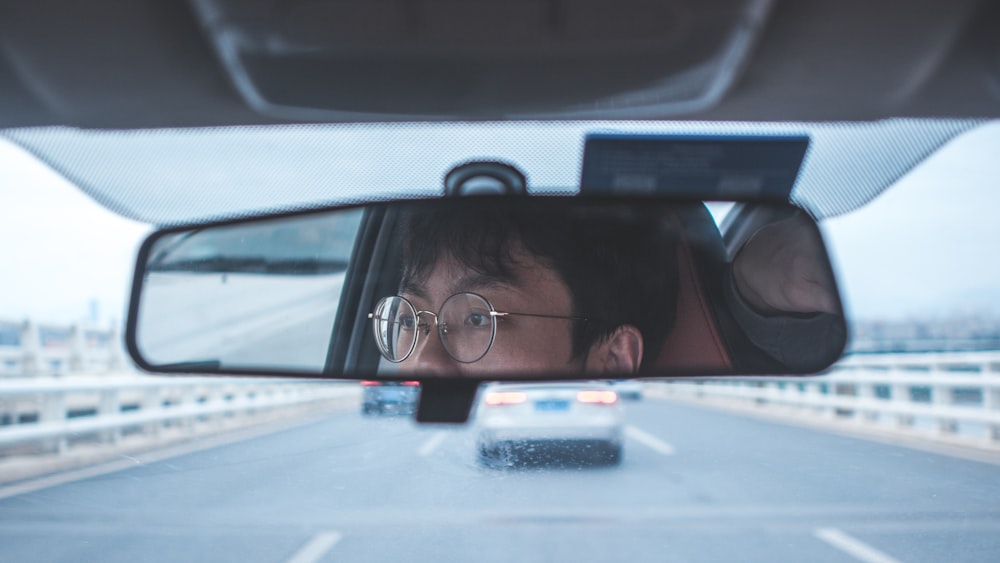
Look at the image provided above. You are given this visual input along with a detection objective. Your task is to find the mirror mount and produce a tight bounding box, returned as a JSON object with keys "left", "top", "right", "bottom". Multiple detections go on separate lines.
{"left": 444, "top": 161, "right": 527, "bottom": 196}
{"left": 415, "top": 380, "right": 480, "bottom": 424}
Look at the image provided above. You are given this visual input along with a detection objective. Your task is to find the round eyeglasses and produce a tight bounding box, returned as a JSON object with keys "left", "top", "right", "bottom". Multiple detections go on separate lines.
{"left": 368, "top": 293, "right": 591, "bottom": 364}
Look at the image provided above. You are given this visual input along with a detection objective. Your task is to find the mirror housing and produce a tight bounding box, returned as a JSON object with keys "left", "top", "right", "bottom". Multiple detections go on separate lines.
{"left": 126, "top": 196, "right": 846, "bottom": 382}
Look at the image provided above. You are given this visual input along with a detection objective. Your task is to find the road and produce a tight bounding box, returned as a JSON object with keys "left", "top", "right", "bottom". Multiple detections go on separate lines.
{"left": 1, "top": 399, "right": 998, "bottom": 562}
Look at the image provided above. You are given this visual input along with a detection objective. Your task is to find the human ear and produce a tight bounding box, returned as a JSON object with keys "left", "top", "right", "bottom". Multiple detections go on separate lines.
{"left": 584, "top": 325, "right": 644, "bottom": 375}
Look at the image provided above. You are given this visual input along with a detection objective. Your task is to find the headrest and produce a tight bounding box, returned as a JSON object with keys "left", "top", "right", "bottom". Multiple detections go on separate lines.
{"left": 655, "top": 205, "right": 733, "bottom": 372}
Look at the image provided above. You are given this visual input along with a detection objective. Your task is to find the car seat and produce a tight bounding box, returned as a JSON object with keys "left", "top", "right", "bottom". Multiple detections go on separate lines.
{"left": 656, "top": 203, "right": 767, "bottom": 374}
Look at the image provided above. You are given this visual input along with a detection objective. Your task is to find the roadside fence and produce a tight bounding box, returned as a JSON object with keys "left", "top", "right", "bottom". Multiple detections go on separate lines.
{"left": 648, "top": 351, "right": 1000, "bottom": 448}
{"left": 0, "top": 375, "right": 359, "bottom": 456}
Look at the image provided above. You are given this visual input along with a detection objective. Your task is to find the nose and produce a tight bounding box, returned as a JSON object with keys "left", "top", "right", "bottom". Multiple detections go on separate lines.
{"left": 400, "top": 324, "right": 459, "bottom": 375}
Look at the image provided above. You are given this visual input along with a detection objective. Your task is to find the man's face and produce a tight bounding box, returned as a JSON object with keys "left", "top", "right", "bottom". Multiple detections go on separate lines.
{"left": 397, "top": 248, "right": 582, "bottom": 375}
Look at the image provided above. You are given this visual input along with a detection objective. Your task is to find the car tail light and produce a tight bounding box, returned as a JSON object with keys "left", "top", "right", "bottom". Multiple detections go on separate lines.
{"left": 402, "top": 381, "right": 419, "bottom": 386}
{"left": 360, "top": 381, "right": 381, "bottom": 387}
{"left": 484, "top": 391, "right": 528, "bottom": 406}
{"left": 577, "top": 390, "right": 618, "bottom": 404}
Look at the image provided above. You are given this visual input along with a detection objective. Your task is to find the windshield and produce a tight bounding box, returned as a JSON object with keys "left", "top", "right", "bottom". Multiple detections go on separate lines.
{"left": 2, "top": 119, "right": 980, "bottom": 224}
{"left": 2, "top": 122, "right": 1000, "bottom": 562}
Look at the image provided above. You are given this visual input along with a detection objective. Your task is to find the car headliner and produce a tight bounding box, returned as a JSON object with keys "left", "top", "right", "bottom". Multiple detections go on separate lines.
{"left": 0, "top": 1, "right": 998, "bottom": 223}
{"left": 1, "top": 1, "right": 997, "bottom": 127}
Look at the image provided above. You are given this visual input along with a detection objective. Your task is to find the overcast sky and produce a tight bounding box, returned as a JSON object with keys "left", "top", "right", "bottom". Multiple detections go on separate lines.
{"left": 822, "top": 122, "right": 1000, "bottom": 321}
{"left": 1, "top": 123, "right": 998, "bottom": 327}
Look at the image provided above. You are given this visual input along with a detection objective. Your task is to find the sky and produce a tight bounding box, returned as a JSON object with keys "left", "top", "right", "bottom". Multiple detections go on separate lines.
{"left": 822, "top": 122, "right": 1000, "bottom": 320}
{"left": 0, "top": 142, "right": 149, "bottom": 327}
{"left": 1, "top": 123, "right": 998, "bottom": 327}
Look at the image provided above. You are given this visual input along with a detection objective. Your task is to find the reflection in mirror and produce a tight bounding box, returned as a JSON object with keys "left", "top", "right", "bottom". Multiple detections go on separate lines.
{"left": 129, "top": 198, "right": 846, "bottom": 379}
{"left": 135, "top": 209, "right": 363, "bottom": 371}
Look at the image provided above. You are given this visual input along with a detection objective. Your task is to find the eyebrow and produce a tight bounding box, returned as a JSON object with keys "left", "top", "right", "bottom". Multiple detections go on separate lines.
{"left": 399, "top": 279, "right": 429, "bottom": 300}
{"left": 399, "top": 272, "right": 514, "bottom": 303}
{"left": 450, "top": 272, "right": 512, "bottom": 295}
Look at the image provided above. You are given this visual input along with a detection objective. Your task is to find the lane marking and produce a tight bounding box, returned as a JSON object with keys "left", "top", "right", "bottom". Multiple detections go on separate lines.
{"left": 625, "top": 425, "right": 675, "bottom": 455}
{"left": 286, "top": 531, "right": 342, "bottom": 563}
{"left": 417, "top": 431, "right": 448, "bottom": 457}
{"left": 814, "top": 527, "right": 902, "bottom": 563}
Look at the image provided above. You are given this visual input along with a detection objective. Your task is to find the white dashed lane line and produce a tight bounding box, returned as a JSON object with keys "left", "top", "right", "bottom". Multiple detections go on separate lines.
{"left": 417, "top": 431, "right": 449, "bottom": 457}
{"left": 814, "top": 527, "right": 903, "bottom": 563}
{"left": 625, "top": 425, "right": 676, "bottom": 455}
{"left": 285, "top": 531, "right": 343, "bottom": 563}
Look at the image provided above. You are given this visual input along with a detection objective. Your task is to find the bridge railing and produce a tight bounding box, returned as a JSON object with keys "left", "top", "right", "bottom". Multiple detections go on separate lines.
{"left": 647, "top": 351, "right": 1000, "bottom": 447}
{"left": 0, "top": 319, "right": 365, "bottom": 472}
{"left": 0, "top": 374, "right": 360, "bottom": 456}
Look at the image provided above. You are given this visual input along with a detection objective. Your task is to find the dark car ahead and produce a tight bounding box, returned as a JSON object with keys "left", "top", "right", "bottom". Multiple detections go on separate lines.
{"left": 361, "top": 381, "right": 419, "bottom": 416}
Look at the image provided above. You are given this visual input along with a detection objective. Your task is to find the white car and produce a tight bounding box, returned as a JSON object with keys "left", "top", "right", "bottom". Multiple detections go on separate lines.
{"left": 474, "top": 382, "right": 625, "bottom": 466}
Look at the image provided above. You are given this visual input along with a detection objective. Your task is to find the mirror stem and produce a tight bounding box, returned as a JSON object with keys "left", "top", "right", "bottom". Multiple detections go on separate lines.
{"left": 416, "top": 380, "right": 480, "bottom": 424}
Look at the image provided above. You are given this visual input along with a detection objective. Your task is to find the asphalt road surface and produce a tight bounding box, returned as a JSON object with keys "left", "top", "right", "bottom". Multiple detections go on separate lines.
{"left": 2, "top": 399, "right": 998, "bottom": 563}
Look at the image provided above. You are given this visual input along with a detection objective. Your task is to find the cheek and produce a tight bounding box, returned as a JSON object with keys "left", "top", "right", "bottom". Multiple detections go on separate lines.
{"left": 472, "top": 321, "right": 574, "bottom": 373}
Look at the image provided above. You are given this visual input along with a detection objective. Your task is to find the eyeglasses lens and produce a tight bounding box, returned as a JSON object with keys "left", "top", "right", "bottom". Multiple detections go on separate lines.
{"left": 438, "top": 293, "right": 496, "bottom": 363}
{"left": 372, "top": 296, "right": 418, "bottom": 362}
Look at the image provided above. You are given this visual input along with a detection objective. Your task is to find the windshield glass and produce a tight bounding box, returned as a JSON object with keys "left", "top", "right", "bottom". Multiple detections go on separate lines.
{"left": 2, "top": 122, "right": 1000, "bottom": 562}
{"left": 2, "top": 119, "right": 980, "bottom": 224}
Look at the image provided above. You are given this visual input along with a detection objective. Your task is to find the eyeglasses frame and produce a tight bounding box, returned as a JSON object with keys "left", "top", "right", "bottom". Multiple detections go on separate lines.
{"left": 368, "top": 292, "right": 592, "bottom": 364}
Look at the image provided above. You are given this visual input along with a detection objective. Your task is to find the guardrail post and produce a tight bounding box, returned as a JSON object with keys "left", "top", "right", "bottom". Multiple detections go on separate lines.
{"left": 808, "top": 381, "right": 832, "bottom": 419}
{"left": 985, "top": 376, "right": 1000, "bottom": 444}
{"left": 762, "top": 381, "right": 779, "bottom": 407}
{"left": 791, "top": 381, "right": 808, "bottom": 416}
{"left": 245, "top": 384, "right": 259, "bottom": 418}
{"left": 890, "top": 368, "right": 913, "bottom": 429}
{"left": 40, "top": 390, "right": 67, "bottom": 454}
{"left": 931, "top": 364, "right": 956, "bottom": 435}
{"left": 777, "top": 381, "right": 795, "bottom": 412}
{"left": 203, "top": 385, "right": 223, "bottom": 428}
{"left": 142, "top": 387, "right": 161, "bottom": 437}
{"left": 179, "top": 385, "right": 196, "bottom": 431}
{"left": 855, "top": 379, "right": 874, "bottom": 423}
{"left": 99, "top": 388, "right": 121, "bottom": 444}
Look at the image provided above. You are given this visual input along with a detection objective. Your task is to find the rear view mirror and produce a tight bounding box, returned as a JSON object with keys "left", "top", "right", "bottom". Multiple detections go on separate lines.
{"left": 126, "top": 196, "right": 846, "bottom": 381}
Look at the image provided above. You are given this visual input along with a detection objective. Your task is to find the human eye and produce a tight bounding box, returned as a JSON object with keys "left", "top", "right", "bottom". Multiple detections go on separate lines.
{"left": 464, "top": 310, "right": 491, "bottom": 328}
{"left": 398, "top": 314, "right": 417, "bottom": 330}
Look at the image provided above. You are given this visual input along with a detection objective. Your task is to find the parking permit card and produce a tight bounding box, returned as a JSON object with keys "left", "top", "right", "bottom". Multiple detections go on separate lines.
{"left": 579, "top": 134, "right": 809, "bottom": 201}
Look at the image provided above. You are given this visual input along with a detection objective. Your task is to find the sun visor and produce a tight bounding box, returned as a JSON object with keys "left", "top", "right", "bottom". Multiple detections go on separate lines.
{"left": 188, "top": 0, "right": 773, "bottom": 120}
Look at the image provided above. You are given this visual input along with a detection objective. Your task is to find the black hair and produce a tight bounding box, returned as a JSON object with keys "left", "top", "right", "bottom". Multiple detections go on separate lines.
{"left": 398, "top": 198, "right": 679, "bottom": 372}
